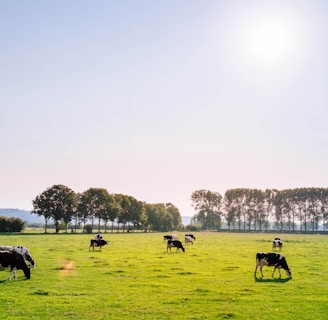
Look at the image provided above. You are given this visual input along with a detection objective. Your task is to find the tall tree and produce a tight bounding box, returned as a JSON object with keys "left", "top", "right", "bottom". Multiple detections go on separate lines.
{"left": 223, "top": 189, "right": 249, "bottom": 230}
{"left": 144, "top": 203, "right": 158, "bottom": 232}
{"left": 102, "top": 199, "right": 121, "bottom": 233}
{"left": 79, "top": 188, "right": 111, "bottom": 233}
{"left": 247, "top": 189, "right": 265, "bottom": 230}
{"left": 32, "top": 193, "right": 53, "bottom": 233}
{"left": 191, "top": 190, "right": 223, "bottom": 230}
{"left": 165, "top": 203, "right": 182, "bottom": 230}
{"left": 32, "top": 184, "right": 77, "bottom": 233}
{"left": 114, "top": 194, "right": 132, "bottom": 232}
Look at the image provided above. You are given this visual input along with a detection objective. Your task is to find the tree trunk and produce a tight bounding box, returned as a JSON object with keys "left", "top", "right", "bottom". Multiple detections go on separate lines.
{"left": 44, "top": 219, "right": 49, "bottom": 233}
{"left": 55, "top": 221, "right": 60, "bottom": 233}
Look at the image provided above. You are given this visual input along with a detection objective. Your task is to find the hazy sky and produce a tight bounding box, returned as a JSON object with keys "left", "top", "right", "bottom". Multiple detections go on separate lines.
{"left": 1, "top": 1, "right": 327, "bottom": 217}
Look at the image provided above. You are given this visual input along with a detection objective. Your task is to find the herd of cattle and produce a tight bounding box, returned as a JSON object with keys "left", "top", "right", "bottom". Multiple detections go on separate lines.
{"left": 163, "top": 234, "right": 292, "bottom": 280}
{"left": 163, "top": 234, "right": 196, "bottom": 253}
{"left": 0, "top": 234, "right": 291, "bottom": 281}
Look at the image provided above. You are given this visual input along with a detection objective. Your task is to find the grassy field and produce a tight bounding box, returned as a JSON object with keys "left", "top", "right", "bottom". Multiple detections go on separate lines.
{"left": 0, "top": 232, "right": 327, "bottom": 320}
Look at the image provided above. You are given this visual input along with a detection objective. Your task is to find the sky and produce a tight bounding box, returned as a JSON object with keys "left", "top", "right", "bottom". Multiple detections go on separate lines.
{"left": 1, "top": 1, "right": 327, "bottom": 217}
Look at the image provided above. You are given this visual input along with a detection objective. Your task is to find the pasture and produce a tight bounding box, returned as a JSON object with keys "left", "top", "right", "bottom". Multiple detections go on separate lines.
{"left": 0, "top": 232, "right": 327, "bottom": 319}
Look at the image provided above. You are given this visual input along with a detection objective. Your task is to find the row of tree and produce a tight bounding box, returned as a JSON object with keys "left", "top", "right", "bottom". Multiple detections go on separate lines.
{"left": 191, "top": 188, "right": 328, "bottom": 231}
{"left": 32, "top": 185, "right": 182, "bottom": 233}
{"left": 32, "top": 185, "right": 328, "bottom": 234}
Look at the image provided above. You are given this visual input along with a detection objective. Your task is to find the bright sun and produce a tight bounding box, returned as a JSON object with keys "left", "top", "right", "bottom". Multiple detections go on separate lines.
{"left": 248, "top": 19, "right": 290, "bottom": 63}
{"left": 238, "top": 11, "right": 298, "bottom": 67}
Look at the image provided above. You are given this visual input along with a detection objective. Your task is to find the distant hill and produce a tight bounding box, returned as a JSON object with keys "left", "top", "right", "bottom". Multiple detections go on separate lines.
{"left": 0, "top": 209, "right": 44, "bottom": 224}
{"left": 0, "top": 209, "right": 192, "bottom": 226}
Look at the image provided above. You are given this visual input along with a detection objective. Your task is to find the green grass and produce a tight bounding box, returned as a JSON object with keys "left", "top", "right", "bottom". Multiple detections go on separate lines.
{"left": 0, "top": 232, "right": 327, "bottom": 319}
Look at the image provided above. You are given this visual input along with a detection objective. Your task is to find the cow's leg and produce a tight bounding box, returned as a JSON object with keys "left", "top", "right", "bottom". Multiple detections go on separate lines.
{"left": 272, "top": 266, "right": 281, "bottom": 278}
{"left": 255, "top": 261, "right": 264, "bottom": 278}
{"left": 8, "top": 267, "right": 16, "bottom": 281}
{"left": 254, "top": 265, "right": 258, "bottom": 276}
{"left": 278, "top": 267, "right": 282, "bottom": 278}
{"left": 260, "top": 266, "right": 264, "bottom": 278}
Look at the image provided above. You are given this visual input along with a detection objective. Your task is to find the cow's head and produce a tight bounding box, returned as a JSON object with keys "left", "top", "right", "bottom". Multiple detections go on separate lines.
{"left": 23, "top": 267, "right": 31, "bottom": 280}
{"left": 286, "top": 268, "right": 292, "bottom": 278}
{"left": 25, "top": 255, "right": 36, "bottom": 268}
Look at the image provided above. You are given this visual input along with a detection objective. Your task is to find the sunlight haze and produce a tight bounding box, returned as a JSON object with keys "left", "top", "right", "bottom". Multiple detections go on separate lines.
{"left": 1, "top": 0, "right": 327, "bottom": 217}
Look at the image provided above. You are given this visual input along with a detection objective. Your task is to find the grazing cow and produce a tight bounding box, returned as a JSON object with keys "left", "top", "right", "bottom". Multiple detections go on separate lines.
{"left": 0, "top": 245, "right": 35, "bottom": 268}
{"left": 167, "top": 240, "right": 185, "bottom": 253}
{"left": 94, "top": 233, "right": 103, "bottom": 240}
{"left": 185, "top": 234, "right": 196, "bottom": 240}
{"left": 185, "top": 235, "right": 194, "bottom": 245}
{"left": 254, "top": 252, "right": 292, "bottom": 278}
{"left": 89, "top": 239, "right": 109, "bottom": 251}
{"left": 0, "top": 251, "right": 31, "bottom": 280}
{"left": 164, "top": 234, "right": 179, "bottom": 241}
{"left": 272, "top": 238, "right": 283, "bottom": 251}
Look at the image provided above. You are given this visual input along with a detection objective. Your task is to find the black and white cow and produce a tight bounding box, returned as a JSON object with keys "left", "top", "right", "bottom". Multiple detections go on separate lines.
{"left": 254, "top": 252, "right": 292, "bottom": 278}
{"left": 164, "top": 234, "right": 178, "bottom": 241}
{"left": 167, "top": 240, "right": 185, "bottom": 253}
{"left": 0, "top": 251, "right": 31, "bottom": 280}
{"left": 185, "top": 234, "right": 196, "bottom": 240}
{"left": 272, "top": 238, "right": 283, "bottom": 251}
{"left": 89, "top": 239, "right": 109, "bottom": 251}
{"left": 0, "top": 245, "right": 36, "bottom": 268}
{"left": 185, "top": 235, "right": 194, "bottom": 245}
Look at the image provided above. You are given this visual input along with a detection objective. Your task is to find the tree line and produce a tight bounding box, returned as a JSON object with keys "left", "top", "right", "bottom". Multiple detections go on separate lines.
{"left": 191, "top": 188, "right": 328, "bottom": 232}
{"left": 32, "top": 184, "right": 182, "bottom": 233}
{"left": 32, "top": 185, "right": 328, "bottom": 234}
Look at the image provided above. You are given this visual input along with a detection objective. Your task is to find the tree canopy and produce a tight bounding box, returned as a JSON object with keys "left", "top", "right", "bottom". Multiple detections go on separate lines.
{"left": 32, "top": 184, "right": 328, "bottom": 233}
{"left": 191, "top": 187, "right": 328, "bottom": 231}
{"left": 32, "top": 184, "right": 183, "bottom": 233}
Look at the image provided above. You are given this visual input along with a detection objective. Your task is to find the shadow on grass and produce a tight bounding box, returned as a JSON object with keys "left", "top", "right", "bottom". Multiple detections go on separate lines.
{"left": 0, "top": 278, "right": 28, "bottom": 283}
{"left": 254, "top": 277, "right": 291, "bottom": 283}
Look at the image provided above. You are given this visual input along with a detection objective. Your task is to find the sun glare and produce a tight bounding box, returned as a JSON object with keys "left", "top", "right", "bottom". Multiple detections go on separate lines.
{"left": 235, "top": 7, "right": 304, "bottom": 68}
{"left": 248, "top": 19, "right": 290, "bottom": 63}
